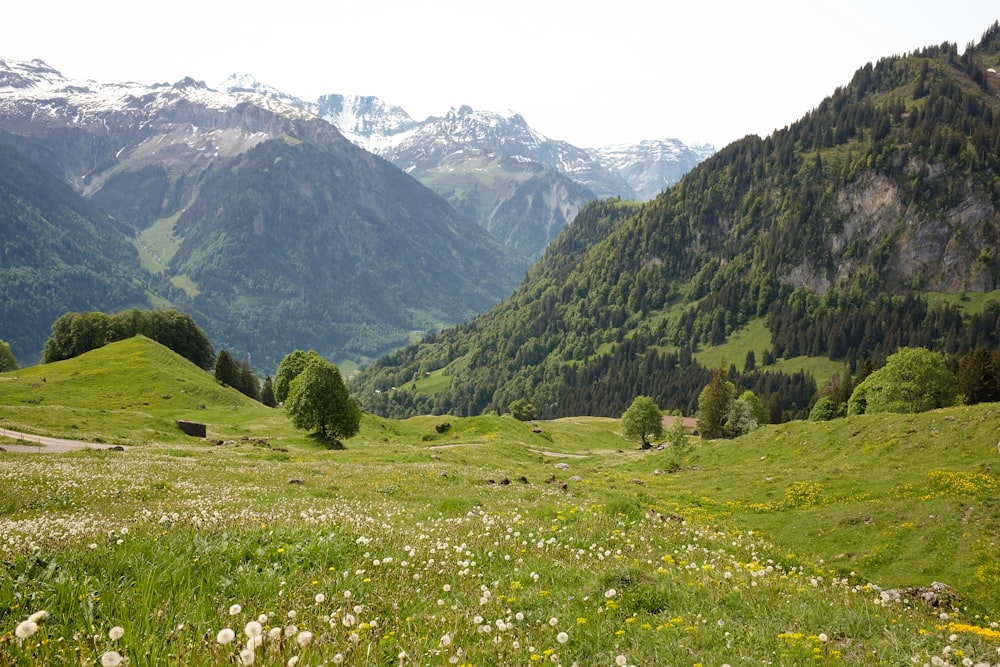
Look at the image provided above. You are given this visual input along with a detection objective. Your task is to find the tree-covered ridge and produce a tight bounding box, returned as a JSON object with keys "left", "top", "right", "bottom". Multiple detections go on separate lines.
{"left": 352, "top": 25, "right": 1000, "bottom": 421}
{"left": 0, "top": 142, "right": 153, "bottom": 364}
{"left": 43, "top": 309, "right": 214, "bottom": 369}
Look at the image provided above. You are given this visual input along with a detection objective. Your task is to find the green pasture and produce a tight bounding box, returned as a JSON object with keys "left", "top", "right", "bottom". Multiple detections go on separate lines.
{"left": 1, "top": 337, "right": 999, "bottom": 666}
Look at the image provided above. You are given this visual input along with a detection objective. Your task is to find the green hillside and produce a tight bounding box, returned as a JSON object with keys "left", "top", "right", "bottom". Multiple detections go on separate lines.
{"left": 352, "top": 26, "right": 1000, "bottom": 421}
{"left": 2, "top": 340, "right": 999, "bottom": 665}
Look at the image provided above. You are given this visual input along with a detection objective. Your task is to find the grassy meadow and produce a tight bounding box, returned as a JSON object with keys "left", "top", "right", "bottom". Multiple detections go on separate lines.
{"left": 2, "top": 337, "right": 1000, "bottom": 666}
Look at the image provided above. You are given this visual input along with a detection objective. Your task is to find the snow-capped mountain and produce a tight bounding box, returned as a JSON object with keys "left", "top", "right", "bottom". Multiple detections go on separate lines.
{"left": 376, "top": 105, "right": 632, "bottom": 199}
{"left": 589, "top": 139, "right": 717, "bottom": 201}
{"left": 314, "top": 94, "right": 419, "bottom": 154}
{"left": 0, "top": 58, "right": 522, "bottom": 369}
{"left": 209, "top": 72, "right": 714, "bottom": 256}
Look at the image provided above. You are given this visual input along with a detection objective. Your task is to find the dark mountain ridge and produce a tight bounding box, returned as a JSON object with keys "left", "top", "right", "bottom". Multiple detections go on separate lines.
{"left": 352, "top": 24, "right": 1000, "bottom": 420}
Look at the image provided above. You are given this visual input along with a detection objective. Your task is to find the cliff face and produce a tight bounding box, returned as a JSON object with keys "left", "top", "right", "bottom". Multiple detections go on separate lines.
{"left": 782, "top": 163, "right": 999, "bottom": 294}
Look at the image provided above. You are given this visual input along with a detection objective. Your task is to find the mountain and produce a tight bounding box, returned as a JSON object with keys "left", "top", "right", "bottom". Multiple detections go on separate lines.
{"left": 300, "top": 95, "right": 712, "bottom": 259}
{"left": 351, "top": 24, "right": 1000, "bottom": 421}
{"left": 589, "top": 139, "right": 717, "bottom": 200}
{"left": 0, "top": 141, "right": 152, "bottom": 361}
{"left": 0, "top": 59, "right": 524, "bottom": 369}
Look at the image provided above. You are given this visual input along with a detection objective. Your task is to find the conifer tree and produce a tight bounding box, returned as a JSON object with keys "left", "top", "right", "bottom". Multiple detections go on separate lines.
{"left": 261, "top": 376, "right": 277, "bottom": 407}
{"left": 214, "top": 349, "right": 239, "bottom": 388}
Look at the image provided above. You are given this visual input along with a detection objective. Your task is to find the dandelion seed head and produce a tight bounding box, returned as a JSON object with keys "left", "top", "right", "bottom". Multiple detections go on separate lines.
{"left": 27, "top": 610, "right": 48, "bottom": 623}
{"left": 615, "top": 655, "right": 628, "bottom": 666}
{"left": 557, "top": 631, "right": 569, "bottom": 643}
{"left": 100, "top": 651, "right": 123, "bottom": 667}
{"left": 287, "top": 657, "right": 299, "bottom": 667}
{"left": 605, "top": 588, "right": 617, "bottom": 598}
{"left": 239, "top": 647, "right": 255, "bottom": 665}
{"left": 296, "top": 630, "right": 313, "bottom": 648}
{"left": 217, "top": 628, "right": 236, "bottom": 645}
{"left": 109, "top": 626, "right": 125, "bottom": 641}
{"left": 315, "top": 593, "right": 326, "bottom": 604}
{"left": 244, "top": 621, "right": 263, "bottom": 638}
{"left": 15, "top": 620, "right": 38, "bottom": 639}
{"left": 229, "top": 604, "right": 243, "bottom": 616}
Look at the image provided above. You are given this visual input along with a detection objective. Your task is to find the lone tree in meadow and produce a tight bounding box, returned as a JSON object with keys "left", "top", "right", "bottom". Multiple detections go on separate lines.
{"left": 284, "top": 355, "right": 361, "bottom": 447}
{"left": 621, "top": 395, "right": 663, "bottom": 449}
{"left": 847, "top": 346, "right": 958, "bottom": 415}
{"left": 273, "top": 350, "right": 321, "bottom": 403}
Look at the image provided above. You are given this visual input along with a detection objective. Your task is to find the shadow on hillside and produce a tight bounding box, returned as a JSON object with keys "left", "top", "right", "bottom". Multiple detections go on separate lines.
{"left": 307, "top": 432, "right": 346, "bottom": 450}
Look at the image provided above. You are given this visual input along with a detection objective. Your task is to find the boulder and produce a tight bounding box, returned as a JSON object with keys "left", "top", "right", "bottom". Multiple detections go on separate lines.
{"left": 176, "top": 420, "right": 206, "bottom": 437}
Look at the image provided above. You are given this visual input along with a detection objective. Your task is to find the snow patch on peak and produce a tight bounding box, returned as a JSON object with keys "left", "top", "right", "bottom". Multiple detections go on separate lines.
{"left": 0, "top": 57, "right": 67, "bottom": 89}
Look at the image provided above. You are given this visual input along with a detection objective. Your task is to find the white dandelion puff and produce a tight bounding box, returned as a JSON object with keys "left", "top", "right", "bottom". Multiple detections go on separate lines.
{"left": 109, "top": 626, "right": 124, "bottom": 641}
{"left": 15, "top": 621, "right": 38, "bottom": 639}
{"left": 100, "top": 651, "right": 123, "bottom": 667}
{"left": 217, "top": 628, "right": 236, "bottom": 645}
{"left": 244, "top": 621, "right": 263, "bottom": 638}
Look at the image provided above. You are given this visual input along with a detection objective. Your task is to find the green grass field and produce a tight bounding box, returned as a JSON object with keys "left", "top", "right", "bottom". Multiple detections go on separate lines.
{"left": 2, "top": 338, "right": 999, "bottom": 666}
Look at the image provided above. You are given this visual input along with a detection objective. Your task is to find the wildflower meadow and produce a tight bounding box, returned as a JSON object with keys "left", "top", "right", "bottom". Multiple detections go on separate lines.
{"left": 2, "top": 339, "right": 999, "bottom": 665}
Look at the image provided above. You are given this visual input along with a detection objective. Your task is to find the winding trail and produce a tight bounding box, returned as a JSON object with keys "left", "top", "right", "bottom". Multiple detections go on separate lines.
{"left": 0, "top": 427, "right": 126, "bottom": 454}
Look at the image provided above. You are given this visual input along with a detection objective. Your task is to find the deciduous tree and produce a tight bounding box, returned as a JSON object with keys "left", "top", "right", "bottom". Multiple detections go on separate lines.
{"left": 508, "top": 398, "right": 537, "bottom": 421}
{"left": 621, "top": 396, "right": 663, "bottom": 449}
{"left": 847, "top": 347, "right": 957, "bottom": 415}
{"left": 0, "top": 339, "right": 18, "bottom": 372}
{"left": 285, "top": 356, "right": 361, "bottom": 446}
{"left": 274, "top": 350, "right": 321, "bottom": 403}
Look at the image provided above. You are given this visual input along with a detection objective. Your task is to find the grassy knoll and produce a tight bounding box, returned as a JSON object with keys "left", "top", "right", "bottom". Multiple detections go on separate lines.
{"left": 2, "top": 338, "right": 1000, "bottom": 666}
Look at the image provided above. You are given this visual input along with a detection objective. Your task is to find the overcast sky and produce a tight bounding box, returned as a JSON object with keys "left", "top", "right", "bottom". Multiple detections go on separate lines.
{"left": 4, "top": 1, "right": 998, "bottom": 149}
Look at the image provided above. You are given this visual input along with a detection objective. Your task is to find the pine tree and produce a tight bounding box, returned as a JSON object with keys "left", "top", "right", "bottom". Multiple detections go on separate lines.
{"left": 214, "top": 349, "right": 239, "bottom": 388}
{"left": 261, "top": 376, "right": 277, "bottom": 407}
{"left": 698, "top": 362, "right": 735, "bottom": 439}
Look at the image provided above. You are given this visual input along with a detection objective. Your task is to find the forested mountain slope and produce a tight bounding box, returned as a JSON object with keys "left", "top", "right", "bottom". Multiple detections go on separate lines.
{"left": 0, "top": 61, "right": 525, "bottom": 369}
{"left": 353, "top": 24, "right": 1000, "bottom": 420}
{"left": 0, "top": 141, "right": 153, "bottom": 362}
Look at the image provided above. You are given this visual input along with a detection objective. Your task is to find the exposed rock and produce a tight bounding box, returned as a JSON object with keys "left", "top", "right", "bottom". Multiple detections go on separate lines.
{"left": 176, "top": 420, "right": 206, "bottom": 437}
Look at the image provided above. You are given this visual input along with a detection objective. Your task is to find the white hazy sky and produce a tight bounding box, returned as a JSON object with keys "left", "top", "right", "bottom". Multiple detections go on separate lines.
{"left": 4, "top": 1, "right": 998, "bottom": 149}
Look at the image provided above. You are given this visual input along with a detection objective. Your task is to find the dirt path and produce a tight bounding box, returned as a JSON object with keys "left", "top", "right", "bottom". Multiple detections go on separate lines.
{"left": 0, "top": 427, "right": 126, "bottom": 454}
